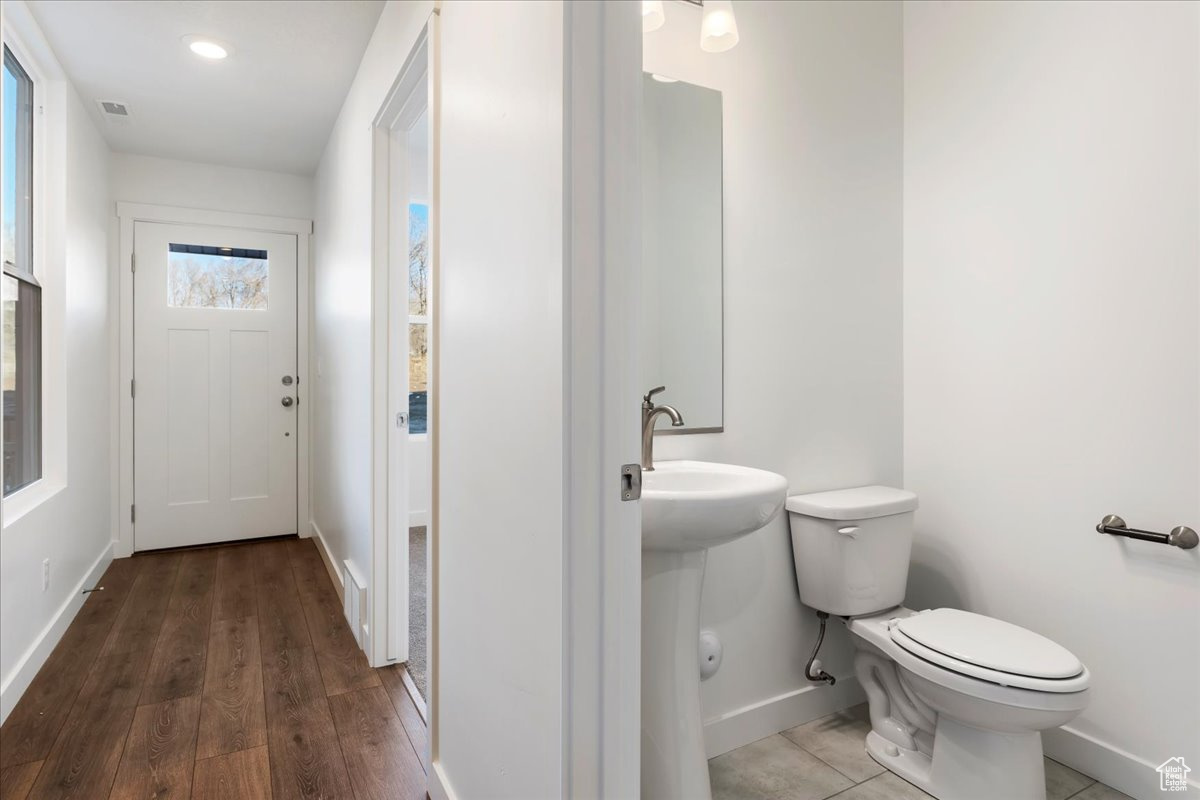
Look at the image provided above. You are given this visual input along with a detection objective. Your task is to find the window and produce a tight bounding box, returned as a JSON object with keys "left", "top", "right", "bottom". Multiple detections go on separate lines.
{"left": 167, "top": 243, "right": 269, "bottom": 309}
{"left": 408, "top": 203, "right": 429, "bottom": 434}
{"left": 3, "top": 45, "right": 40, "bottom": 496}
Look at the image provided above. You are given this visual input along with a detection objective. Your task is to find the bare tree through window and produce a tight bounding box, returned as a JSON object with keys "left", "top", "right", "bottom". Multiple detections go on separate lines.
{"left": 408, "top": 204, "right": 429, "bottom": 433}
{"left": 167, "top": 245, "right": 269, "bottom": 310}
{"left": 409, "top": 205, "right": 429, "bottom": 316}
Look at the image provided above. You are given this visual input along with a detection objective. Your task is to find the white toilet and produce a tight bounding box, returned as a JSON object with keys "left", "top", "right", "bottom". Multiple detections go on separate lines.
{"left": 787, "top": 486, "right": 1090, "bottom": 800}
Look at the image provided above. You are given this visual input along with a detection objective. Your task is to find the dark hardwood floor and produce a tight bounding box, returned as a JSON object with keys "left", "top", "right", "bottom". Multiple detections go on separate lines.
{"left": 0, "top": 538, "right": 426, "bottom": 800}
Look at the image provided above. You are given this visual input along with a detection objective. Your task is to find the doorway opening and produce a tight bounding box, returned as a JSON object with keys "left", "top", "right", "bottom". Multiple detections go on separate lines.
{"left": 370, "top": 28, "right": 433, "bottom": 714}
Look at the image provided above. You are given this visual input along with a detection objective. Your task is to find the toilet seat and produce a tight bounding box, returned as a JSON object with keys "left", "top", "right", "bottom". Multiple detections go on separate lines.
{"left": 889, "top": 609, "right": 1088, "bottom": 693}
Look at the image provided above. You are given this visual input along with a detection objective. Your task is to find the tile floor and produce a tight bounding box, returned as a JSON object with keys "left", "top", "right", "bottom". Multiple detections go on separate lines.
{"left": 708, "top": 704, "right": 1132, "bottom": 800}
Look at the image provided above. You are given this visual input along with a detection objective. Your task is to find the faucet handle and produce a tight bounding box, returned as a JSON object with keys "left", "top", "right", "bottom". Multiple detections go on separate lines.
{"left": 643, "top": 385, "right": 667, "bottom": 406}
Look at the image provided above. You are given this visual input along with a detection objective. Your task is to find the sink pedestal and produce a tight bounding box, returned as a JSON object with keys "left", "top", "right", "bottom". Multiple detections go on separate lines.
{"left": 642, "top": 548, "right": 712, "bottom": 800}
{"left": 639, "top": 461, "right": 788, "bottom": 800}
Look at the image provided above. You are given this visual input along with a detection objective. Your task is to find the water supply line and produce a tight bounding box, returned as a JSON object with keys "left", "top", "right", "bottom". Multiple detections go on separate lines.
{"left": 805, "top": 610, "right": 836, "bottom": 686}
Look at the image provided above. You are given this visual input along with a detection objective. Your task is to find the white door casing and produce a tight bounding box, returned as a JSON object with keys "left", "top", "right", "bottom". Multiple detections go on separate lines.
{"left": 371, "top": 28, "right": 430, "bottom": 670}
{"left": 133, "top": 221, "right": 298, "bottom": 550}
{"left": 386, "top": 122, "right": 412, "bottom": 665}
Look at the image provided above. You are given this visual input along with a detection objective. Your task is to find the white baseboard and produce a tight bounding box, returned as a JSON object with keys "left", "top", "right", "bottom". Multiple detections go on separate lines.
{"left": 1044, "top": 724, "right": 1199, "bottom": 800}
{"left": 401, "top": 665, "right": 428, "bottom": 723}
{"left": 703, "top": 675, "right": 866, "bottom": 759}
{"left": 428, "top": 762, "right": 460, "bottom": 800}
{"left": 309, "top": 520, "right": 344, "bottom": 601}
{"left": 0, "top": 542, "right": 114, "bottom": 723}
{"left": 409, "top": 509, "right": 429, "bottom": 528}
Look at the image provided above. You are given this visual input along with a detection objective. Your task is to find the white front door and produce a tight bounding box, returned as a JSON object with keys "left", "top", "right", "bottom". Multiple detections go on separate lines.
{"left": 133, "top": 221, "right": 298, "bottom": 551}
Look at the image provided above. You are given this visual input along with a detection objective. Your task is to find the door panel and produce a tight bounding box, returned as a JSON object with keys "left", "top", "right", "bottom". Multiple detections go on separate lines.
{"left": 134, "top": 221, "right": 298, "bottom": 551}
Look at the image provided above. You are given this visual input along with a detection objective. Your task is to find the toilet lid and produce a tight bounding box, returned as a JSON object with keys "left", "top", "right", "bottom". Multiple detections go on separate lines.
{"left": 892, "top": 609, "right": 1083, "bottom": 680}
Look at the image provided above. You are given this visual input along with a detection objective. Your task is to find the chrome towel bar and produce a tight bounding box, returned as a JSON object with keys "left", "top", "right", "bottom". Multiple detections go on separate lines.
{"left": 1097, "top": 515, "right": 1198, "bottom": 550}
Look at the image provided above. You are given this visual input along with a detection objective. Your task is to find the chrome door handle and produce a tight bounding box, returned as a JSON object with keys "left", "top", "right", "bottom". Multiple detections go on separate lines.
{"left": 281, "top": 396, "right": 294, "bottom": 408}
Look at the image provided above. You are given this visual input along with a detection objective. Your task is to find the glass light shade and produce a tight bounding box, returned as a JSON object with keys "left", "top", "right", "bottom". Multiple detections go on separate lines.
{"left": 699, "top": 0, "right": 739, "bottom": 53}
{"left": 642, "top": 0, "right": 666, "bottom": 33}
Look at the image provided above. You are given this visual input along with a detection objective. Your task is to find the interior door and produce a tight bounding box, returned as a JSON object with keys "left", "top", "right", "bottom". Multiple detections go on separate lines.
{"left": 133, "top": 221, "right": 298, "bottom": 550}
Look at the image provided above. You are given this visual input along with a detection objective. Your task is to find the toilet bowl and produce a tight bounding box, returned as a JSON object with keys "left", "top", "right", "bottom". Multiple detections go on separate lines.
{"left": 848, "top": 607, "right": 1089, "bottom": 800}
{"left": 787, "top": 487, "right": 1090, "bottom": 800}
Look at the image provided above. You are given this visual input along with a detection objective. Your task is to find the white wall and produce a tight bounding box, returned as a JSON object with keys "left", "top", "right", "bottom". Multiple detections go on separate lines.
{"left": 903, "top": 2, "right": 1199, "bottom": 798}
{"left": 0, "top": 2, "right": 112, "bottom": 720}
{"left": 437, "top": 1, "right": 566, "bottom": 797}
{"left": 110, "top": 152, "right": 314, "bottom": 219}
{"left": 643, "top": 0, "right": 904, "bottom": 754}
{"left": 310, "top": 0, "right": 432, "bottom": 596}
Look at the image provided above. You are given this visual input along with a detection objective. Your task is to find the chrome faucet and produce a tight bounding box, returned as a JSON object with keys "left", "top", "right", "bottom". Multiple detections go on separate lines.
{"left": 642, "top": 386, "right": 684, "bottom": 471}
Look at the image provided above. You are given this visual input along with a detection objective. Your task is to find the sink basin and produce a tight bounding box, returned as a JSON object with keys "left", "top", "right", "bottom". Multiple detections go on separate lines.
{"left": 642, "top": 460, "right": 789, "bottom": 551}
{"left": 640, "top": 460, "right": 787, "bottom": 800}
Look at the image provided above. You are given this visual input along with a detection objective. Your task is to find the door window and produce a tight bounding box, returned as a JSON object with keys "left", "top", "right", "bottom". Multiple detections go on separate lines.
{"left": 167, "top": 243, "right": 269, "bottom": 310}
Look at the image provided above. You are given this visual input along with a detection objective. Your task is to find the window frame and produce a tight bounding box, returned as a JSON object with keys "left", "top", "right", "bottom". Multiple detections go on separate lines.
{"left": 4, "top": 45, "right": 33, "bottom": 278}
{"left": 2, "top": 42, "right": 42, "bottom": 499}
{"left": 1, "top": 19, "right": 66, "bottom": 525}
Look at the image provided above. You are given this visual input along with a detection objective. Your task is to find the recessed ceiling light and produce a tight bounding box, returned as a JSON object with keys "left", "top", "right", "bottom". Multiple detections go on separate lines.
{"left": 651, "top": 74, "right": 679, "bottom": 83}
{"left": 183, "top": 35, "right": 231, "bottom": 60}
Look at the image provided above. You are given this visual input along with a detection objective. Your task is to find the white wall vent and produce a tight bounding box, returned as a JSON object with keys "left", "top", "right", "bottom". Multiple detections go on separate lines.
{"left": 96, "top": 100, "right": 133, "bottom": 124}
{"left": 342, "top": 560, "right": 368, "bottom": 649}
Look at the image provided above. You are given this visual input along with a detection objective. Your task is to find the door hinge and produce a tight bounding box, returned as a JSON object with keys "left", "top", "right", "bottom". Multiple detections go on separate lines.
{"left": 130, "top": 505, "right": 136, "bottom": 524}
{"left": 621, "top": 464, "right": 642, "bottom": 501}
{"left": 130, "top": 379, "right": 135, "bottom": 398}
{"left": 131, "top": 253, "right": 136, "bottom": 272}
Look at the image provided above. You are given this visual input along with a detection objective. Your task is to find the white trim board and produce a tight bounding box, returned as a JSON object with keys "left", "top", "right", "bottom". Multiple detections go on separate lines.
{"left": 401, "top": 666, "right": 427, "bottom": 723}
{"left": 428, "top": 762, "right": 459, "bottom": 800}
{"left": 113, "top": 202, "right": 313, "bottom": 557}
{"left": 702, "top": 675, "right": 867, "bottom": 759}
{"left": 1044, "top": 725, "right": 1200, "bottom": 800}
{"left": 0, "top": 543, "right": 113, "bottom": 723}
{"left": 309, "top": 520, "right": 345, "bottom": 602}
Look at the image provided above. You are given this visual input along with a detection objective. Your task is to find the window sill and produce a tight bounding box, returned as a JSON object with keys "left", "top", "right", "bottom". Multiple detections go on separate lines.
{"left": 3, "top": 477, "right": 66, "bottom": 528}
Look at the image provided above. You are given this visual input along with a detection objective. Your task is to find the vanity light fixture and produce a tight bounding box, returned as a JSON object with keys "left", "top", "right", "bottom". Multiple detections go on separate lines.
{"left": 643, "top": 0, "right": 666, "bottom": 33}
{"left": 699, "top": 0, "right": 740, "bottom": 53}
{"left": 645, "top": 0, "right": 740, "bottom": 54}
{"left": 183, "top": 35, "right": 231, "bottom": 60}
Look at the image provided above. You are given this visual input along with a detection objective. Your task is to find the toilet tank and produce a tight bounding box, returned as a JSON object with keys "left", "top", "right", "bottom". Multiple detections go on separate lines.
{"left": 786, "top": 486, "right": 918, "bottom": 617}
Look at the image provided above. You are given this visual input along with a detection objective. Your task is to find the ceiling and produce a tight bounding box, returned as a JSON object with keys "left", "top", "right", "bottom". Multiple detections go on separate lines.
{"left": 28, "top": 0, "right": 386, "bottom": 175}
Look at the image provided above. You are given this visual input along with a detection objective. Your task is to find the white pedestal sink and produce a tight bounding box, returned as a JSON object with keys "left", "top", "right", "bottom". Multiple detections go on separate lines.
{"left": 641, "top": 460, "right": 788, "bottom": 800}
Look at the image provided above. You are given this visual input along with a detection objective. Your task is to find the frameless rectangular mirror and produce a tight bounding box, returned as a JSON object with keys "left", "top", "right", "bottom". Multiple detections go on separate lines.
{"left": 641, "top": 73, "right": 724, "bottom": 433}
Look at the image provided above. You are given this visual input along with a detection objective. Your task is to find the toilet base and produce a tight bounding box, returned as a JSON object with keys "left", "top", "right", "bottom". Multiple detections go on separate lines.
{"left": 866, "top": 721, "right": 1048, "bottom": 800}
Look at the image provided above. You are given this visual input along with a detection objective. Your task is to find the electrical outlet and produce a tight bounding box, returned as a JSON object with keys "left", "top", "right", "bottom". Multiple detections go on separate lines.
{"left": 42, "top": 558, "right": 50, "bottom": 591}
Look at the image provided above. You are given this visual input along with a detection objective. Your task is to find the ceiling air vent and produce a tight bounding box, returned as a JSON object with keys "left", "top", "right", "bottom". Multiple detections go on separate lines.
{"left": 96, "top": 100, "right": 133, "bottom": 124}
